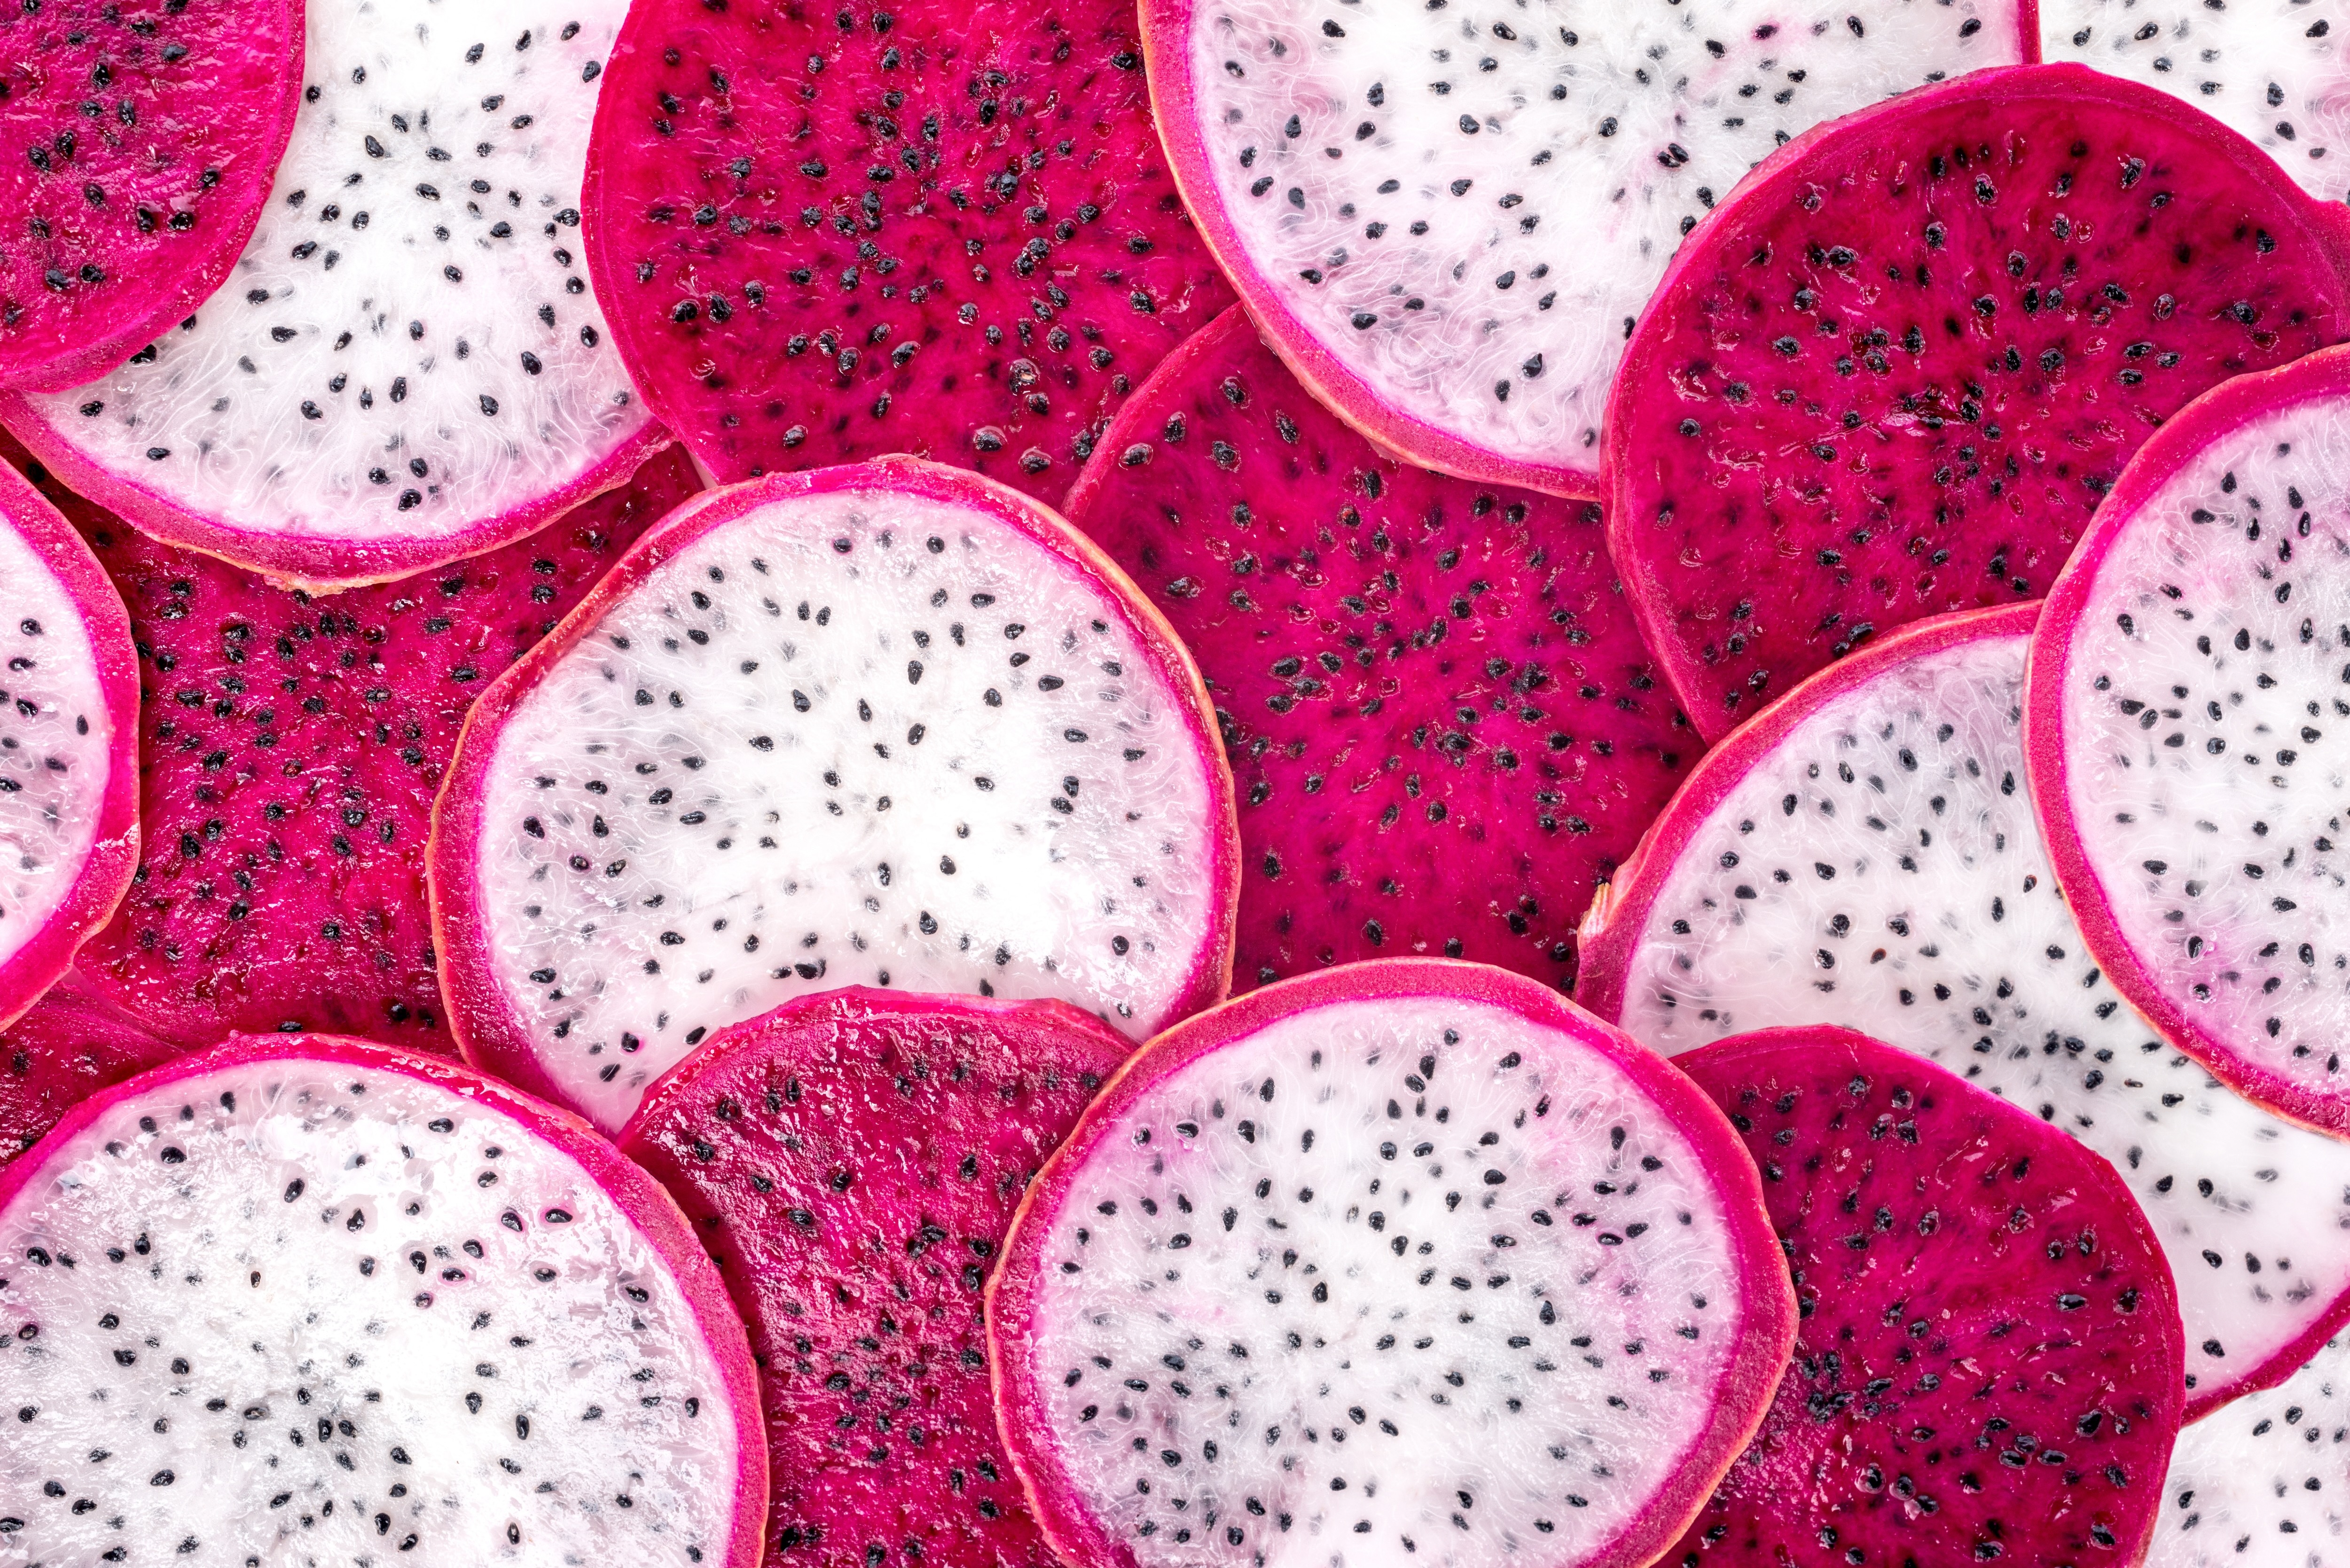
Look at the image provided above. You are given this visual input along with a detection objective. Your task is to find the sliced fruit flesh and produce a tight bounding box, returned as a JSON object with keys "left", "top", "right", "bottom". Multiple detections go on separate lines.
{"left": 1151, "top": 0, "right": 2027, "bottom": 488}
{"left": 1580, "top": 612, "right": 2350, "bottom": 1414}
{"left": 0, "top": 975, "right": 178, "bottom": 1165}
{"left": 2143, "top": 1333, "right": 2350, "bottom": 1567}
{"left": 0, "top": 1043, "right": 748, "bottom": 1564}
{"left": 445, "top": 467, "right": 1230, "bottom": 1133}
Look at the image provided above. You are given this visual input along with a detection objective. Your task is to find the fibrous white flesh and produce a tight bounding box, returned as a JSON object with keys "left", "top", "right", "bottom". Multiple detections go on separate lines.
{"left": 17, "top": 0, "right": 645, "bottom": 557}
{"left": 2146, "top": 1334, "right": 2350, "bottom": 1565}
{"left": 1604, "top": 630, "right": 2350, "bottom": 1407}
{"left": 0, "top": 509, "right": 112, "bottom": 971}
{"left": 0, "top": 1057, "right": 741, "bottom": 1564}
{"left": 2052, "top": 392, "right": 2350, "bottom": 1120}
{"left": 470, "top": 484, "right": 1222, "bottom": 1133}
{"left": 1175, "top": 0, "right": 2021, "bottom": 473}
{"left": 2044, "top": 0, "right": 2350, "bottom": 202}
{"left": 1020, "top": 994, "right": 1751, "bottom": 1568}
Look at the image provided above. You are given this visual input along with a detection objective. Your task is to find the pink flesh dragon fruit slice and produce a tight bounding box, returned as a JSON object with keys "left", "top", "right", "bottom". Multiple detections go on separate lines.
{"left": 431, "top": 457, "right": 1239, "bottom": 1135}
{"left": 1576, "top": 605, "right": 2350, "bottom": 1417}
{"left": 0, "top": 455, "right": 139, "bottom": 1031}
{"left": 578, "top": 0, "right": 1233, "bottom": 505}
{"left": 1607, "top": 62, "right": 2350, "bottom": 743}
{"left": 1063, "top": 307, "right": 1693, "bottom": 991}
{"left": 0, "top": 971, "right": 176, "bottom": 1166}
{"left": 987, "top": 959, "right": 1795, "bottom": 1568}
{"left": 2143, "top": 1333, "right": 2350, "bottom": 1566}
{"left": 0, "top": 1033, "right": 766, "bottom": 1565}
{"left": 621, "top": 988, "right": 1133, "bottom": 1568}
{"left": 2029, "top": 343, "right": 2350, "bottom": 1136}
{"left": 4, "top": 432, "right": 700, "bottom": 1050}
{"left": 0, "top": 0, "right": 302, "bottom": 394}
{"left": 1668, "top": 1024, "right": 2183, "bottom": 1568}
{"left": 0, "top": 0, "right": 666, "bottom": 588}
{"left": 1143, "top": 0, "right": 2033, "bottom": 496}
{"left": 2044, "top": 1, "right": 2350, "bottom": 203}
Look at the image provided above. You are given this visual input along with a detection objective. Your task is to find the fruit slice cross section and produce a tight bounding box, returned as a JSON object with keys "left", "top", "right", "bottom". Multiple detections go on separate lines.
{"left": 2142, "top": 1332, "right": 2350, "bottom": 1567}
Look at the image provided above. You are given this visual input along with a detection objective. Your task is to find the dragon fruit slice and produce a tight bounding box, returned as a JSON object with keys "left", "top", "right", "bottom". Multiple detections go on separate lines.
{"left": 987, "top": 959, "right": 1795, "bottom": 1568}
{"left": 0, "top": 1033, "right": 765, "bottom": 1564}
{"left": 2030, "top": 343, "right": 2350, "bottom": 1136}
{"left": 1577, "top": 604, "right": 2350, "bottom": 1417}
{"left": 0, "top": 457, "right": 139, "bottom": 1031}
{"left": 1607, "top": 62, "right": 2350, "bottom": 743}
{"left": 0, "top": 0, "right": 666, "bottom": 588}
{"left": 2045, "top": 0, "right": 2350, "bottom": 203}
{"left": 1063, "top": 307, "right": 1692, "bottom": 991}
{"left": 0, "top": 972, "right": 176, "bottom": 1166}
{"left": 1144, "top": 0, "right": 2032, "bottom": 496}
{"left": 0, "top": 0, "right": 303, "bottom": 394}
{"left": 2144, "top": 1333, "right": 2350, "bottom": 1566}
{"left": 1668, "top": 1024, "right": 2183, "bottom": 1567}
{"left": 578, "top": 0, "right": 1233, "bottom": 505}
{"left": 432, "top": 457, "right": 1239, "bottom": 1134}
{"left": 621, "top": 988, "right": 1132, "bottom": 1568}
{"left": 2, "top": 428, "right": 701, "bottom": 1049}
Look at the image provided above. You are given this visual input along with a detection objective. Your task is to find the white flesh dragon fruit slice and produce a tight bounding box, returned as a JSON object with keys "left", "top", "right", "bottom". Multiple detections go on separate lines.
{"left": 2031, "top": 344, "right": 2350, "bottom": 1139}
{"left": 2145, "top": 1334, "right": 2350, "bottom": 1566}
{"left": 2044, "top": 0, "right": 2350, "bottom": 202}
{"left": 1578, "top": 605, "right": 2350, "bottom": 1417}
{"left": 1142, "top": 0, "right": 2032, "bottom": 494}
{"left": 431, "top": 457, "right": 1239, "bottom": 1134}
{"left": 0, "top": 458, "right": 139, "bottom": 1029}
{"left": 987, "top": 959, "right": 1794, "bottom": 1568}
{"left": 0, "top": 1034, "right": 764, "bottom": 1565}
{"left": 0, "top": 0, "right": 660, "bottom": 588}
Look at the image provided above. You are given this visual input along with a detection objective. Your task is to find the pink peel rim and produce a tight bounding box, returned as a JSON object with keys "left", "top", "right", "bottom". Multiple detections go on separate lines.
{"left": 0, "top": 397, "right": 676, "bottom": 591}
{"left": 1601, "top": 62, "right": 2350, "bottom": 746}
{"left": 0, "top": 1029, "right": 770, "bottom": 1568}
{"left": 427, "top": 454, "right": 1242, "bottom": 1115}
{"left": 983, "top": 957, "right": 1798, "bottom": 1568}
{"left": 2024, "top": 342, "right": 2350, "bottom": 1141}
{"left": 0, "top": 458, "right": 141, "bottom": 1031}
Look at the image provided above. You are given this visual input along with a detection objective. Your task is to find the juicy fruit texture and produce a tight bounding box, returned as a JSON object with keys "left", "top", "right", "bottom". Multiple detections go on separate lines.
{"left": 1145, "top": 0, "right": 2030, "bottom": 495}
{"left": 1, "top": 0, "right": 663, "bottom": 587}
{"left": 50, "top": 445, "right": 699, "bottom": 1050}
{"left": 2145, "top": 1334, "right": 2350, "bottom": 1566}
{"left": 1065, "top": 308, "right": 1691, "bottom": 990}
{"left": 434, "top": 458, "right": 1238, "bottom": 1135}
{"left": 0, "top": 0, "right": 302, "bottom": 392}
{"left": 988, "top": 960, "right": 1794, "bottom": 1568}
{"left": 0, "top": 973, "right": 176, "bottom": 1165}
{"left": 0, "top": 458, "right": 138, "bottom": 1030}
{"left": 0, "top": 1035, "right": 763, "bottom": 1566}
{"left": 580, "top": 0, "right": 1233, "bottom": 504}
{"left": 1576, "top": 606, "right": 2350, "bottom": 1415}
{"left": 1607, "top": 63, "right": 2350, "bottom": 742}
{"left": 621, "top": 989, "right": 1132, "bottom": 1568}
{"left": 1669, "top": 1026, "right": 2183, "bottom": 1568}
{"left": 2031, "top": 346, "right": 2350, "bottom": 1136}
{"left": 2045, "top": 0, "right": 2350, "bottom": 203}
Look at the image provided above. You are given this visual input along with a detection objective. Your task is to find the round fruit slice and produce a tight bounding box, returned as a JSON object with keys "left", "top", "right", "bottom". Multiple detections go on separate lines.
{"left": 1607, "top": 63, "right": 2350, "bottom": 742}
{"left": 1144, "top": 0, "right": 2031, "bottom": 496}
{"left": 622, "top": 988, "right": 1133, "bottom": 1568}
{"left": 987, "top": 958, "right": 1795, "bottom": 1568}
{"left": 2030, "top": 343, "right": 2350, "bottom": 1134}
{"left": 432, "top": 456, "right": 1239, "bottom": 1134}
{"left": 1669, "top": 1025, "right": 2183, "bottom": 1568}
{"left": 2143, "top": 1333, "right": 2350, "bottom": 1567}
{"left": 0, "top": 456, "right": 139, "bottom": 1030}
{"left": 1577, "top": 604, "right": 2350, "bottom": 1417}
{"left": 0, "top": 1034, "right": 764, "bottom": 1565}
{"left": 0, "top": 0, "right": 303, "bottom": 393}
{"left": 0, "top": 0, "right": 663, "bottom": 588}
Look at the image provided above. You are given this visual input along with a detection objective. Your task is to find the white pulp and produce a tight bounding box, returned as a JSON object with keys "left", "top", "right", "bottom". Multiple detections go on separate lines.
{"left": 467, "top": 481, "right": 1225, "bottom": 1132}
{"left": 1173, "top": 0, "right": 2022, "bottom": 474}
{"left": 1020, "top": 994, "right": 1755, "bottom": 1568}
{"left": 2145, "top": 1333, "right": 2350, "bottom": 1566}
{"left": 1605, "top": 629, "right": 2350, "bottom": 1407}
{"left": 0, "top": 1055, "right": 743, "bottom": 1566}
